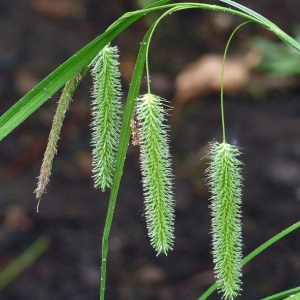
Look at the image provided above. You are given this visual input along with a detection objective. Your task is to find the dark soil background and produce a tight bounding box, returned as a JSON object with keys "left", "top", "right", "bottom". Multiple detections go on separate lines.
{"left": 0, "top": 1, "right": 300, "bottom": 299}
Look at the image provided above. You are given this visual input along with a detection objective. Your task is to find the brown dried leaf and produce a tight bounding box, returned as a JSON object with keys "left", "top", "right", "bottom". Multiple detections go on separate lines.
{"left": 173, "top": 51, "right": 261, "bottom": 106}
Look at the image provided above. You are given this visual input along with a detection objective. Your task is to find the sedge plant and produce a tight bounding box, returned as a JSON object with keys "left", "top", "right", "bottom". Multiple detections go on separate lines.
{"left": 1, "top": 1, "right": 300, "bottom": 299}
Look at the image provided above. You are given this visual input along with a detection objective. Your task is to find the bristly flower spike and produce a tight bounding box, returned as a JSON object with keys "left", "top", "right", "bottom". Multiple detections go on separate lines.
{"left": 136, "top": 93, "right": 175, "bottom": 255}
{"left": 204, "top": 22, "right": 250, "bottom": 299}
{"left": 90, "top": 44, "right": 122, "bottom": 191}
{"left": 206, "top": 142, "right": 243, "bottom": 299}
{"left": 34, "top": 71, "right": 83, "bottom": 211}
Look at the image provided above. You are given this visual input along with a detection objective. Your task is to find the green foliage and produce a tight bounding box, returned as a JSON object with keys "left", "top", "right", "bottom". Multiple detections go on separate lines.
{"left": 1, "top": 1, "right": 300, "bottom": 300}
{"left": 252, "top": 37, "right": 300, "bottom": 76}
{"left": 199, "top": 221, "right": 300, "bottom": 300}
{"left": 262, "top": 287, "right": 300, "bottom": 300}
{"left": 206, "top": 142, "right": 243, "bottom": 299}
{"left": 99, "top": 28, "right": 153, "bottom": 300}
{"left": 0, "top": 236, "right": 50, "bottom": 291}
{"left": 90, "top": 45, "right": 123, "bottom": 191}
{"left": 284, "top": 292, "right": 300, "bottom": 300}
{"left": 137, "top": 0, "right": 157, "bottom": 8}
{"left": 136, "top": 93, "right": 174, "bottom": 255}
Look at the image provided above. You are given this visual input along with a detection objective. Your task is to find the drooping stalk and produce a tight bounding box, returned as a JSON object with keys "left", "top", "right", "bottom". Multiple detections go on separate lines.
{"left": 220, "top": 21, "right": 251, "bottom": 143}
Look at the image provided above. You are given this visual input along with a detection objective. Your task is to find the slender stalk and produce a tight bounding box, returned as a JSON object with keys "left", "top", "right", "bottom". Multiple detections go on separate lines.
{"left": 99, "top": 26, "right": 153, "bottom": 300}
{"left": 220, "top": 21, "right": 251, "bottom": 143}
{"left": 144, "top": 6, "right": 181, "bottom": 93}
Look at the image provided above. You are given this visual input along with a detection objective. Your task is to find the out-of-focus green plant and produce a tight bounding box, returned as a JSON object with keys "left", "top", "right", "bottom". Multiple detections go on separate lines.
{"left": 1, "top": 1, "right": 300, "bottom": 299}
{"left": 252, "top": 36, "right": 300, "bottom": 76}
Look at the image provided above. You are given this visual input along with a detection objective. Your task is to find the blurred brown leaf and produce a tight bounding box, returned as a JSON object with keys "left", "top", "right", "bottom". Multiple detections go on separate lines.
{"left": 30, "top": 0, "right": 86, "bottom": 19}
{"left": 172, "top": 51, "right": 261, "bottom": 116}
{"left": 4, "top": 205, "right": 33, "bottom": 232}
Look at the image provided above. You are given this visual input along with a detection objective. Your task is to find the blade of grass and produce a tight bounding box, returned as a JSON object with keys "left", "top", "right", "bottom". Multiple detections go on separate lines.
{"left": 199, "top": 221, "right": 300, "bottom": 299}
{"left": 136, "top": 1, "right": 300, "bottom": 53}
{"left": 99, "top": 24, "right": 155, "bottom": 300}
{"left": 0, "top": 236, "right": 51, "bottom": 291}
{"left": 220, "top": 0, "right": 300, "bottom": 52}
{"left": 220, "top": 0, "right": 273, "bottom": 27}
{"left": 0, "top": 0, "right": 170, "bottom": 142}
{"left": 262, "top": 287, "right": 300, "bottom": 300}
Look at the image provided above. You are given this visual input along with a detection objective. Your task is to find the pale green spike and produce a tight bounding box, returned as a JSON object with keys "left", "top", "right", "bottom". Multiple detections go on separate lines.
{"left": 90, "top": 45, "right": 123, "bottom": 191}
{"left": 136, "top": 93, "right": 175, "bottom": 255}
{"left": 206, "top": 141, "right": 243, "bottom": 299}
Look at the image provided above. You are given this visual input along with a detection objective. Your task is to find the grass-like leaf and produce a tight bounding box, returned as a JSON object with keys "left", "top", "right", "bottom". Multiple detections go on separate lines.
{"left": 262, "top": 287, "right": 300, "bottom": 300}
{"left": 1, "top": 0, "right": 299, "bottom": 143}
{"left": 99, "top": 22, "right": 155, "bottom": 300}
{"left": 220, "top": 0, "right": 300, "bottom": 52}
{"left": 0, "top": 236, "right": 50, "bottom": 291}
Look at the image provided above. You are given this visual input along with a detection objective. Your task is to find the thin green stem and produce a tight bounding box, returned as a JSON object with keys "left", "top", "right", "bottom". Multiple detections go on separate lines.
{"left": 199, "top": 221, "right": 300, "bottom": 299}
{"left": 144, "top": 6, "right": 181, "bottom": 94}
{"left": 144, "top": 5, "right": 255, "bottom": 97}
{"left": 220, "top": 21, "right": 251, "bottom": 143}
{"left": 99, "top": 26, "right": 154, "bottom": 300}
{"left": 145, "top": 43, "right": 151, "bottom": 93}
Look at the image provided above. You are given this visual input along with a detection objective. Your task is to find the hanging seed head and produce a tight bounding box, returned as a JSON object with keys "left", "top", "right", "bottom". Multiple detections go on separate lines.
{"left": 90, "top": 45, "right": 123, "bottom": 191}
{"left": 206, "top": 141, "right": 243, "bottom": 299}
{"left": 136, "top": 93, "right": 175, "bottom": 255}
{"left": 34, "top": 72, "right": 83, "bottom": 210}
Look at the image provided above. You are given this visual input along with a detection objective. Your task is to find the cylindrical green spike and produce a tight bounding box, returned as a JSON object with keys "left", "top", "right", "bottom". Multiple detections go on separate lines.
{"left": 136, "top": 93, "right": 175, "bottom": 255}
{"left": 206, "top": 141, "right": 243, "bottom": 299}
{"left": 90, "top": 45, "right": 123, "bottom": 191}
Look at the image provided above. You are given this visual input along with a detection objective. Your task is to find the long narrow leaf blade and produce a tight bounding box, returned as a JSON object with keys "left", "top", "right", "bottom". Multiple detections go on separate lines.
{"left": 100, "top": 25, "right": 155, "bottom": 299}
{"left": 220, "top": 0, "right": 300, "bottom": 52}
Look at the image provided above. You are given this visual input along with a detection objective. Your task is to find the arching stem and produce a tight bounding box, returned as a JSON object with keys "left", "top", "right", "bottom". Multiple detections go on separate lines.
{"left": 220, "top": 21, "right": 252, "bottom": 143}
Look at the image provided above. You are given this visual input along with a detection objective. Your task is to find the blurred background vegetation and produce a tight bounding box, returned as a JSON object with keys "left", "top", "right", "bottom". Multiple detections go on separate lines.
{"left": 0, "top": 1, "right": 300, "bottom": 299}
